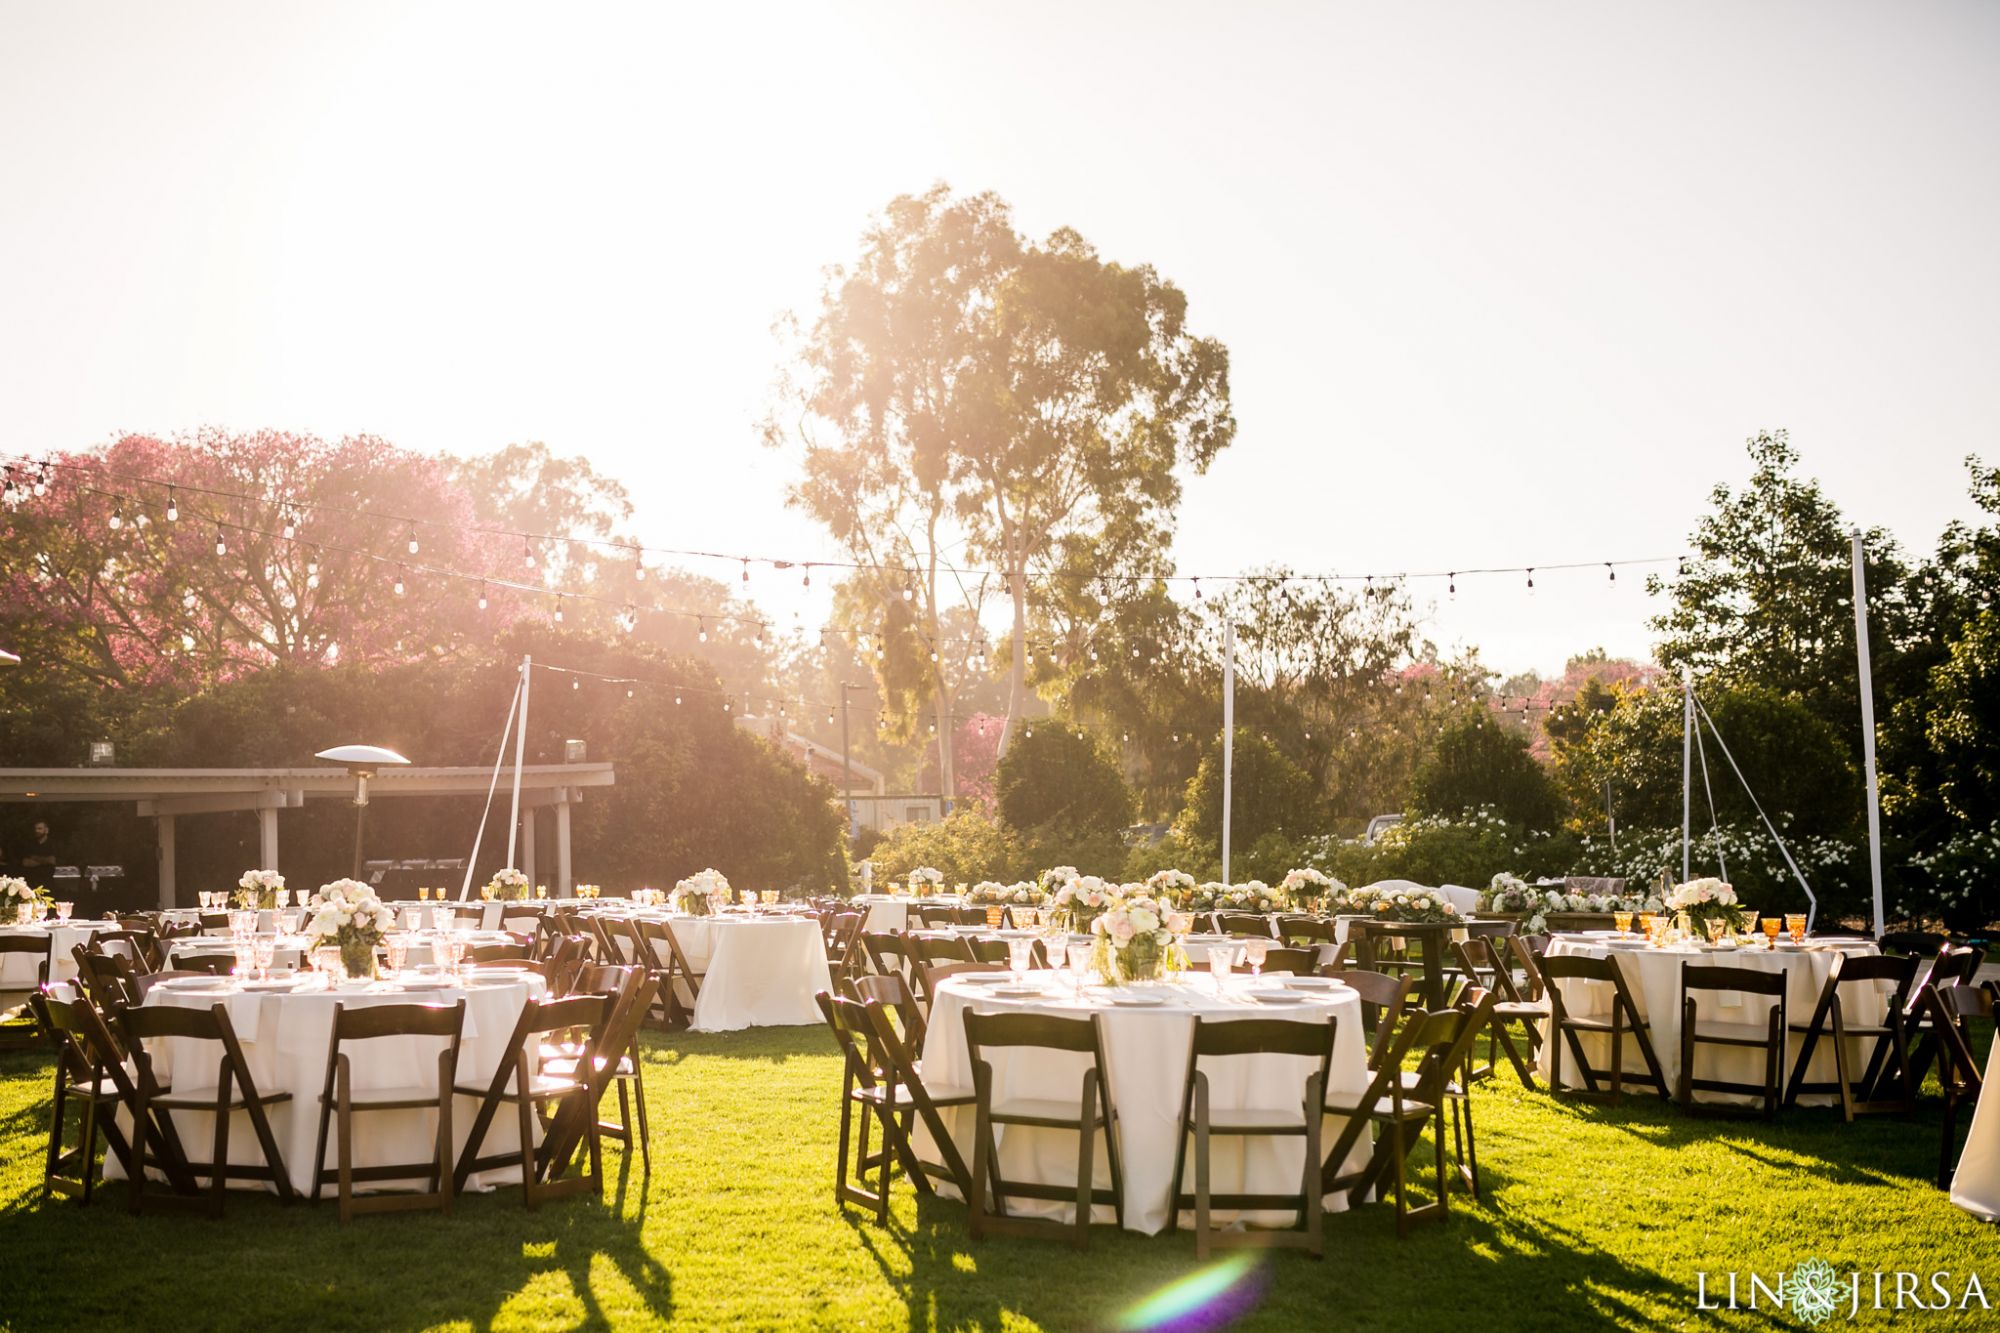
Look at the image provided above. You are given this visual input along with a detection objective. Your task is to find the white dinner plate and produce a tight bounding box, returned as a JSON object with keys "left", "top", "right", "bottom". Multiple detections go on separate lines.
{"left": 1108, "top": 993, "right": 1167, "bottom": 1007}
{"left": 1248, "top": 990, "right": 1308, "bottom": 1005}
{"left": 238, "top": 977, "right": 299, "bottom": 992}
{"left": 1283, "top": 976, "right": 1339, "bottom": 991}
{"left": 155, "top": 976, "right": 231, "bottom": 993}
{"left": 955, "top": 974, "right": 1013, "bottom": 986}
{"left": 990, "top": 987, "right": 1044, "bottom": 999}
{"left": 397, "top": 978, "right": 453, "bottom": 991}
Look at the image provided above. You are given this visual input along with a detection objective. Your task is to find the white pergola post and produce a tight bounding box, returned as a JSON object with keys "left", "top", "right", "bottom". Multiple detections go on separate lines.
{"left": 157, "top": 814, "right": 176, "bottom": 909}
{"left": 258, "top": 806, "right": 279, "bottom": 872}
{"left": 555, "top": 796, "right": 573, "bottom": 897}
{"left": 520, "top": 807, "right": 537, "bottom": 889}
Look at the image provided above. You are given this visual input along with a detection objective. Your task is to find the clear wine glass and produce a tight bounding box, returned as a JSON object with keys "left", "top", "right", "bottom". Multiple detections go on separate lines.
{"left": 1208, "top": 943, "right": 1237, "bottom": 989}
{"left": 1007, "top": 937, "right": 1034, "bottom": 985}
{"left": 1242, "top": 938, "right": 1269, "bottom": 980}
{"left": 385, "top": 935, "right": 409, "bottom": 977}
{"left": 1066, "top": 942, "right": 1093, "bottom": 997}
{"left": 252, "top": 935, "right": 276, "bottom": 982}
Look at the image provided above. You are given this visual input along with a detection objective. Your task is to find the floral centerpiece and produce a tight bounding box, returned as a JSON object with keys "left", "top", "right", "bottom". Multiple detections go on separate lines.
{"left": 306, "top": 878, "right": 395, "bottom": 980}
{"left": 1366, "top": 886, "right": 1462, "bottom": 924}
{"left": 1182, "top": 881, "right": 1225, "bottom": 912}
{"left": 1145, "top": 869, "right": 1197, "bottom": 905}
{"left": 1327, "top": 883, "right": 1381, "bottom": 916}
{"left": 0, "top": 875, "right": 46, "bottom": 922}
{"left": 1090, "top": 892, "right": 1176, "bottom": 984}
{"left": 1049, "top": 874, "right": 1114, "bottom": 933}
{"left": 1665, "top": 878, "right": 1749, "bottom": 934}
{"left": 484, "top": 867, "right": 531, "bottom": 901}
{"left": 968, "top": 880, "right": 1034, "bottom": 907}
{"left": 1214, "top": 880, "right": 1282, "bottom": 913}
{"left": 673, "top": 868, "right": 731, "bottom": 916}
{"left": 1280, "top": 868, "right": 1342, "bottom": 913}
{"left": 1477, "top": 872, "right": 1547, "bottom": 931}
{"left": 235, "top": 868, "right": 286, "bottom": 909}
{"left": 908, "top": 866, "right": 945, "bottom": 896}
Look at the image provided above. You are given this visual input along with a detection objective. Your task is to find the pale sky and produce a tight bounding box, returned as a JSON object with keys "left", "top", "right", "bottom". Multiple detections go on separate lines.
{"left": 3, "top": 1, "right": 1995, "bottom": 675}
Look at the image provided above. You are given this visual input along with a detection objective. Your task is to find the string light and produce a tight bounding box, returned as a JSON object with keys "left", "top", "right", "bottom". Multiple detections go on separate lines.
{"left": 282, "top": 513, "right": 295, "bottom": 540}
{"left": 1527, "top": 568, "right": 1535, "bottom": 591}
{"left": 108, "top": 507, "right": 122, "bottom": 530}
{"left": 1448, "top": 572, "right": 1456, "bottom": 597}
{"left": 405, "top": 526, "right": 419, "bottom": 556}
{"left": 166, "top": 487, "right": 178, "bottom": 522}
{"left": 477, "top": 582, "right": 488, "bottom": 611}
{"left": 741, "top": 559, "right": 750, "bottom": 583}
{"left": 393, "top": 567, "right": 405, "bottom": 597}
{"left": 522, "top": 538, "right": 536, "bottom": 569}
{"left": 801, "top": 563, "right": 811, "bottom": 588}
{"left": 697, "top": 618, "right": 708, "bottom": 643}
{"left": 214, "top": 528, "right": 226, "bottom": 557}
{"left": 554, "top": 595, "right": 565, "bottom": 624}
{"left": 634, "top": 561, "right": 645, "bottom": 582}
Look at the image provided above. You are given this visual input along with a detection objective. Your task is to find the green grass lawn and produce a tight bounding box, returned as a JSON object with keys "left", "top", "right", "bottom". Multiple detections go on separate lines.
{"left": 2, "top": 1025, "right": 1996, "bottom": 1332}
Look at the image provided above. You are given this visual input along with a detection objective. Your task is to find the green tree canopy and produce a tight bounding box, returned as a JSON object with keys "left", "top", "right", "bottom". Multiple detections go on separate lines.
{"left": 1409, "top": 713, "right": 1565, "bottom": 831}
{"left": 1174, "top": 729, "right": 1320, "bottom": 860}
{"left": 994, "top": 724, "right": 1133, "bottom": 836}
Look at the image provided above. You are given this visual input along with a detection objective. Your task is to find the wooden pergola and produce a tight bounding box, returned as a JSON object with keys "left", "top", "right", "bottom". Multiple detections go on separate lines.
{"left": 0, "top": 763, "right": 614, "bottom": 906}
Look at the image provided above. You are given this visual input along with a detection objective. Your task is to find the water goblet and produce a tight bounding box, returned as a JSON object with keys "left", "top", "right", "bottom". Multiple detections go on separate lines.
{"left": 1762, "top": 916, "right": 1782, "bottom": 947}
{"left": 385, "top": 935, "right": 409, "bottom": 977}
{"left": 252, "top": 935, "right": 276, "bottom": 982}
{"left": 433, "top": 906, "right": 454, "bottom": 935}
{"left": 1705, "top": 918, "right": 1726, "bottom": 946}
{"left": 1066, "top": 943, "right": 1093, "bottom": 996}
{"left": 985, "top": 905, "right": 1006, "bottom": 930}
{"left": 1208, "top": 944, "right": 1237, "bottom": 987}
{"left": 1007, "top": 937, "right": 1035, "bottom": 985}
{"left": 1241, "top": 938, "right": 1269, "bottom": 980}
{"left": 1613, "top": 911, "right": 1633, "bottom": 935}
{"left": 1785, "top": 913, "right": 1807, "bottom": 944}
{"left": 1637, "top": 913, "right": 1656, "bottom": 938}
{"left": 55, "top": 901, "right": 72, "bottom": 922}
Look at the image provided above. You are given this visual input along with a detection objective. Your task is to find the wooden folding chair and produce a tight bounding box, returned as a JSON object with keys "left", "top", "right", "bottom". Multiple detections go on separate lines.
{"left": 172, "top": 952, "right": 238, "bottom": 976}
{"left": 499, "top": 906, "right": 544, "bottom": 936}
{"left": 1277, "top": 916, "right": 1335, "bottom": 948}
{"left": 468, "top": 942, "right": 535, "bottom": 965}
{"left": 1349, "top": 921, "right": 1451, "bottom": 1010}
{"left": 1783, "top": 952, "right": 1916, "bottom": 1117}
{"left": 120, "top": 1001, "right": 295, "bottom": 1214}
{"left": 1258, "top": 947, "right": 1319, "bottom": 977}
{"left": 548, "top": 964, "right": 650, "bottom": 1173}
{"left": 1451, "top": 936, "right": 1546, "bottom": 1087}
{"left": 310, "top": 1000, "right": 466, "bottom": 1222}
{"left": 541, "top": 971, "right": 657, "bottom": 1180}
{"left": 1322, "top": 967, "right": 1416, "bottom": 1069}
{"left": 817, "top": 991, "right": 930, "bottom": 1223}
{"left": 916, "top": 961, "right": 1006, "bottom": 1013}
{"left": 29, "top": 990, "right": 168, "bottom": 1203}
{"left": 630, "top": 918, "right": 704, "bottom": 1030}
{"left": 1895, "top": 944, "right": 1984, "bottom": 1091}
{"left": 454, "top": 993, "right": 608, "bottom": 1205}
{"left": 861, "top": 930, "right": 913, "bottom": 979}
{"left": 824, "top": 912, "right": 865, "bottom": 984}
{"left": 94, "top": 928, "right": 164, "bottom": 973}
{"left": 0, "top": 935, "right": 52, "bottom": 1048}
{"left": 1541, "top": 952, "right": 1669, "bottom": 1102}
{"left": 1676, "top": 963, "right": 1787, "bottom": 1119}
{"left": 1931, "top": 983, "right": 1995, "bottom": 1188}
{"left": 857, "top": 994, "right": 976, "bottom": 1197}
{"left": 1168, "top": 1016, "right": 1333, "bottom": 1259}
{"left": 963, "top": 1008, "right": 1124, "bottom": 1249}
{"left": 1216, "top": 912, "right": 1278, "bottom": 939}
{"left": 848, "top": 972, "right": 926, "bottom": 1053}
{"left": 1321, "top": 1005, "right": 1474, "bottom": 1237}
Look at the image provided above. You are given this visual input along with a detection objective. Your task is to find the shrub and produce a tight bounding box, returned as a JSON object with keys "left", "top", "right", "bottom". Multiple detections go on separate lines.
{"left": 864, "top": 807, "right": 1022, "bottom": 887}
{"left": 1301, "top": 808, "right": 1578, "bottom": 888}
{"left": 995, "top": 726, "right": 1133, "bottom": 836}
{"left": 1570, "top": 822, "right": 1860, "bottom": 921}
{"left": 1410, "top": 715, "right": 1564, "bottom": 831}
{"left": 1174, "top": 730, "right": 1319, "bottom": 858}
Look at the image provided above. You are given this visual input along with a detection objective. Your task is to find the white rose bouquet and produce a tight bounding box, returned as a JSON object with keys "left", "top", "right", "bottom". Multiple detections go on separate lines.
{"left": 1369, "top": 886, "right": 1461, "bottom": 924}
{"left": 1145, "top": 869, "right": 1197, "bottom": 904}
{"left": 235, "top": 868, "right": 286, "bottom": 909}
{"left": 908, "top": 866, "right": 945, "bottom": 895}
{"left": 484, "top": 867, "right": 531, "bottom": 901}
{"left": 967, "top": 881, "right": 1013, "bottom": 906}
{"left": 1665, "top": 878, "right": 1748, "bottom": 933}
{"left": 1049, "top": 874, "right": 1114, "bottom": 932}
{"left": 673, "top": 868, "right": 731, "bottom": 915}
{"left": 1280, "top": 868, "right": 1341, "bottom": 912}
{"left": 0, "top": 875, "right": 46, "bottom": 921}
{"left": 1328, "top": 884, "right": 1381, "bottom": 915}
{"left": 306, "top": 878, "right": 395, "bottom": 978}
{"left": 1215, "top": 880, "right": 1280, "bottom": 913}
{"left": 1090, "top": 891, "right": 1176, "bottom": 984}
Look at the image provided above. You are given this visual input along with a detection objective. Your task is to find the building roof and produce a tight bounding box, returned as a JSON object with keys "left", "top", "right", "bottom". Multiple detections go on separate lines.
{"left": 0, "top": 764, "right": 614, "bottom": 814}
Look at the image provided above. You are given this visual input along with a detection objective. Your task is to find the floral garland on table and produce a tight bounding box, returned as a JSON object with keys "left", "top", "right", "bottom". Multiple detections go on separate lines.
{"left": 1089, "top": 891, "right": 1178, "bottom": 984}
{"left": 1048, "top": 874, "right": 1114, "bottom": 932}
{"left": 235, "top": 868, "right": 286, "bottom": 909}
{"left": 1665, "top": 878, "right": 1749, "bottom": 933}
{"left": 484, "top": 867, "right": 531, "bottom": 901}
{"left": 0, "top": 875, "right": 47, "bottom": 919}
{"left": 306, "top": 879, "right": 395, "bottom": 978}
{"left": 1280, "top": 868, "right": 1342, "bottom": 913}
{"left": 673, "top": 868, "right": 731, "bottom": 916}
{"left": 1367, "top": 886, "right": 1462, "bottom": 924}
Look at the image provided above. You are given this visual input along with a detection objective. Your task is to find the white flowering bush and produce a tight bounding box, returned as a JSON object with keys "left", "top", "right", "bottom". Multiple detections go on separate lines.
{"left": 1572, "top": 823, "right": 1854, "bottom": 918}
{"left": 1904, "top": 822, "right": 2000, "bottom": 931}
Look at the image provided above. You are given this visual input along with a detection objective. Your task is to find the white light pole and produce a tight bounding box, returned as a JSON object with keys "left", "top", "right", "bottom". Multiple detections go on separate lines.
{"left": 1221, "top": 621, "right": 1235, "bottom": 887}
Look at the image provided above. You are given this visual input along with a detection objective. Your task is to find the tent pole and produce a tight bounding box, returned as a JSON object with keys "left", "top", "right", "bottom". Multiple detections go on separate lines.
{"left": 1681, "top": 667, "right": 1693, "bottom": 882}
{"left": 1851, "top": 531, "right": 1886, "bottom": 937}
{"left": 1221, "top": 621, "right": 1235, "bottom": 888}
{"left": 506, "top": 655, "right": 531, "bottom": 870}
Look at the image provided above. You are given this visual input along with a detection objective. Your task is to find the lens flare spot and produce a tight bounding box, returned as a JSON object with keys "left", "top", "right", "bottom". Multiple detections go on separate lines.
{"left": 1113, "top": 1253, "right": 1268, "bottom": 1333}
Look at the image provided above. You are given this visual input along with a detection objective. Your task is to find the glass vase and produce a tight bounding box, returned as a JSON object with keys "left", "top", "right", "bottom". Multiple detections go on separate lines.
{"left": 339, "top": 936, "right": 378, "bottom": 981}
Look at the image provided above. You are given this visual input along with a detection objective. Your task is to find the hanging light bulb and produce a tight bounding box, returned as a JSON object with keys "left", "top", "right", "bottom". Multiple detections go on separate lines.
{"left": 523, "top": 538, "right": 536, "bottom": 569}
{"left": 181, "top": 632, "right": 195, "bottom": 650}
{"left": 406, "top": 526, "right": 419, "bottom": 555}
{"left": 697, "top": 618, "right": 708, "bottom": 643}
{"left": 393, "top": 567, "right": 405, "bottom": 597}
{"left": 626, "top": 687, "right": 634, "bottom": 699}
{"left": 801, "top": 563, "right": 811, "bottom": 588}
{"left": 1448, "top": 572, "right": 1457, "bottom": 597}
{"left": 108, "top": 507, "right": 122, "bottom": 530}
{"left": 214, "top": 528, "right": 226, "bottom": 557}
{"left": 282, "top": 512, "right": 295, "bottom": 540}
{"left": 901, "top": 583, "right": 913, "bottom": 603}
{"left": 554, "top": 595, "right": 564, "bottom": 623}
{"left": 135, "top": 509, "right": 148, "bottom": 528}
{"left": 1193, "top": 577, "right": 1202, "bottom": 600}
{"left": 477, "top": 582, "right": 489, "bottom": 611}
{"left": 634, "top": 560, "right": 646, "bottom": 582}
{"left": 166, "top": 487, "right": 178, "bottom": 522}
{"left": 826, "top": 708, "right": 835, "bottom": 726}
{"left": 1025, "top": 724, "right": 1034, "bottom": 738}
{"left": 1526, "top": 568, "right": 1535, "bottom": 592}
{"left": 740, "top": 559, "right": 750, "bottom": 583}
{"left": 1678, "top": 555, "right": 1687, "bottom": 577}
{"left": 723, "top": 697, "right": 732, "bottom": 713}
{"left": 1606, "top": 562, "right": 1616, "bottom": 585}
{"left": 674, "top": 693, "right": 682, "bottom": 706}
{"left": 571, "top": 677, "right": 580, "bottom": 691}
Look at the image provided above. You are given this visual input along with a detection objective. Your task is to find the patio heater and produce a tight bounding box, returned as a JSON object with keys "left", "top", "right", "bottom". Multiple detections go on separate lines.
{"left": 316, "top": 744, "right": 411, "bottom": 879}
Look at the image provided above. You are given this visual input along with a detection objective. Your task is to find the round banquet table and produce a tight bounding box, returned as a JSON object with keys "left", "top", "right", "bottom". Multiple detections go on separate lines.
{"left": 163, "top": 930, "right": 521, "bottom": 974}
{"left": 623, "top": 913, "right": 831, "bottom": 1032}
{"left": 1536, "top": 937, "right": 1886, "bottom": 1107}
{"left": 917, "top": 972, "right": 1371, "bottom": 1235}
{"left": 1951, "top": 1039, "right": 2000, "bottom": 1220}
{"left": 102, "top": 971, "right": 548, "bottom": 1195}
{"left": 0, "top": 919, "right": 121, "bottom": 990}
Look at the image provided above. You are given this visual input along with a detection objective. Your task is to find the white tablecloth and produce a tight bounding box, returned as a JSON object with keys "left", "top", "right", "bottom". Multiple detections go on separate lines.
{"left": 1951, "top": 1038, "right": 2000, "bottom": 1221}
{"left": 658, "top": 916, "right": 830, "bottom": 1032}
{"left": 1536, "top": 939, "right": 1885, "bottom": 1106}
{"left": 855, "top": 898, "right": 910, "bottom": 933}
{"left": 1, "top": 920, "right": 119, "bottom": 991}
{"left": 106, "top": 973, "right": 546, "bottom": 1194}
{"left": 918, "top": 973, "right": 1370, "bottom": 1234}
